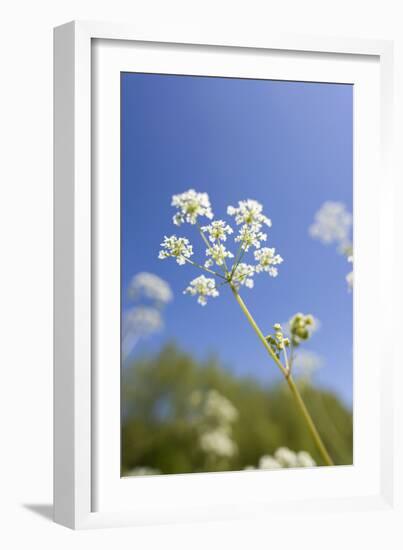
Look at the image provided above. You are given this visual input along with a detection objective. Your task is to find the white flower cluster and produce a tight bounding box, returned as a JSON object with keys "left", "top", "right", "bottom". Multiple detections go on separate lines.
{"left": 158, "top": 236, "right": 193, "bottom": 265}
{"left": 309, "top": 201, "right": 354, "bottom": 291}
{"left": 205, "top": 243, "right": 234, "bottom": 267}
{"left": 158, "top": 190, "right": 283, "bottom": 305}
{"left": 183, "top": 275, "right": 219, "bottom": 306}
{"left": 203, "top": 389, "right": 239, "bottom": 424}
{"left": 234, "top": 224, "right": 267, "bottom": 251}
{"left": 199, "top": 428, "right": 237, "bottom": 458}
{"left": 127, "top": 272, "right": 173, "bottom": 304}
{"left": 172, "top": 189, "right": 213, "bottom": 225}
{"left": 309, "top": 201, "right": 352, "bottom": 250}
{"left": 227, "top": 199, "right": 272, "bottom": 228}
{"left": 123, "top": 272, "right": 173, "bottom": 360}
{"left": 232, "top": 263, "right": 255, "bottom": 289}
{"left": 245, "top": 447, "right": 316, "bottom": 471}
{"left": 254, "top": 247, "right": 283, "bottom": 276}
{"left": 190, "top": 389, "right": 239, "bottom": 458}
{"left": 201, "top": 220, "right": 233, "bottom": 242}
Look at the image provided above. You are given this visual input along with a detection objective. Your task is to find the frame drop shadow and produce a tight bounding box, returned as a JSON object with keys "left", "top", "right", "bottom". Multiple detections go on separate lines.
{"left": 23, "top": 504, "right": 53, "bottom": 522}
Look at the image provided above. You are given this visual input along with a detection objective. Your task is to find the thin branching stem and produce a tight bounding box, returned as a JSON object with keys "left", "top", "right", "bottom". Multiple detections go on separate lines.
{"left": 230, "top": 284, "right": 334, "bottom": 467}
{"left": 183, "top": 257, "right": 226, "bottom": 279}
{"left": 196, "top": 222, "right": 229, "bottom": 277}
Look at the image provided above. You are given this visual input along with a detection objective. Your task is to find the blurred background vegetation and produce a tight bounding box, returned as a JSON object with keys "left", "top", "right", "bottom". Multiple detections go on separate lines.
{"left": 122, "top": 343, "right": 353, "bottom": 475}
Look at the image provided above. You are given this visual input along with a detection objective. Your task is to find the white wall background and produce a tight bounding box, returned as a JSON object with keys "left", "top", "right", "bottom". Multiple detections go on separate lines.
{"left": 0, "top": 1, "right": 402, "bottom": 548}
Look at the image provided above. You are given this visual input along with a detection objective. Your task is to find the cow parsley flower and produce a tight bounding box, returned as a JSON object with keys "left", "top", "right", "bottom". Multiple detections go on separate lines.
{"left": 254, "top": 247, "right": 283, "bottom": 276}
{"left": 183, "top": 275, "right": 219, "bottom": 306}
{"left": 253, "top": 448, "right": 316, "bottom": 470}
{"left": 259, "top": 455, "right": 282, "bottom": 470}
{"left": 309, "top": 201, "right": 352, "bottom": 251}
{"left": 296, "top": 451, "right": 316, "bottom": 467}
{"left": 122, "top": 306, "right": 163, "bottom": 360}
{"left": 227, "top": 199, "right": 272, "bottom": 228}
{"left": 171, "top": 189, "right": 213, "bottom": 225}
{"left": 127, "top": 272, "right": 173, "bottom": 304}
{"left": 205, "top": 243, "right": 234, "bottom": 266}
{"left": 201, "top": 220, "right": 233, "bottom": 242}
{"left": 199, "top": 428, "right": 237, "bottom": 457}
{"left": 158, "top": 236, "right": 193, "bottom": 265}
{"left": 235, "top": 224, "right": 267, "bottom": 251}
{"left": 274, "top": 447, "right": 299, "bottom": 468}
{"left": 204, "top": 389, "right": 239, "bottom": 424}
{"left": 232, "top": 263, "right": 255, "bottom": 289}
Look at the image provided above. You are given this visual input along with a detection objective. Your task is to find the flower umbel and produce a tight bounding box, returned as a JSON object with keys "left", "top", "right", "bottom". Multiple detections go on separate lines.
{"left": 254, "top": 247, "right": 283, "bottom": 276}
{"left": 205, "top": 243, "right": 234, "bottom": 266}
{"left": 227, "top": 199, "right": 272, "bottom": 228}
{"left": 232, "top": 263, "right": 255, "bottom": 289}
{"left": 309, "top": 201, "right": 352, "bottom": 252}
{"left": 235, "top": 224, "right": 267, "bottom": 251}
{"left": 201, "top": 220, "right": 233, "bottom": 242}
{"left": 183, "top": 275, "right": 219, "bottom": 306}
{"left": 171, "top": 189, "right": 213, "bottom": 225}
{"left": 158, "top": 236, "right": 193, "bottom": 265}
{"left": 158, "top": 191, "right": 283, "bottom": 301}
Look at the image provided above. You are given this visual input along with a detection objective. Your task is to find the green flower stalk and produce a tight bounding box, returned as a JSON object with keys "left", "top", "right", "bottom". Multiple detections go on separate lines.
{"left": 159, "top": 189, "right": 334, "bottom": 466}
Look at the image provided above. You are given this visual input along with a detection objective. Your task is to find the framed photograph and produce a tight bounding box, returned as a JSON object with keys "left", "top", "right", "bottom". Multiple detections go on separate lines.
{"left": 54, "top": 21, "right": 399, "bottom": 530}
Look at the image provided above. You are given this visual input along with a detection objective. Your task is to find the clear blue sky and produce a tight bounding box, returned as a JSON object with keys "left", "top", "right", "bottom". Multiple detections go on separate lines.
{"left": 121, "top": 72, "right": 353, "bottom": 405}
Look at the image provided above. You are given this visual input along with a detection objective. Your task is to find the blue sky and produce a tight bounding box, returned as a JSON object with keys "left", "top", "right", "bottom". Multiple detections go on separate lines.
{"left": 121, "top": 72, "right": 353, "bottom": 405}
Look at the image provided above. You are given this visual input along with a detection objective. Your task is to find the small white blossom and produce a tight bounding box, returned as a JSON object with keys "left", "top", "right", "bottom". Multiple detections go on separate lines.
{"left": 204, "top": 389, "right": 239, "bottom": 424}
{"left": 254, "top": 448, "right": 316, "bottom": 471}
{"left": 235, "top": 224, "right": 267, "bottom": 251}
{"left": 199, "top": 428, "right": 237, "bottom": 457}
{"left": 227, "top": 199, "right": 272, "bottom": 228}
{"left": 232, "top": 263, "right": 255, "bottom": 289}
{"left": 259, "top": 455, "right": 282, "bottom": 470}
{"left": 171, "top": 189, "right": 213, "bottom": 225}
{"left": 296, "top": 451, "right": 316, "bottom": 468}
{"left": 127, "top": 272, "right": 173, "bottom": 304}
{"left": 309, "top": 201, "right": 352, "bottom": 251}
{"left": 206, "top": 243, "right": 234, "bottom": 266}
{"left": 183, "top": 275, "right": 219, "bottom": 306}
{"left": 158, "top": 235, "right": 193, "bottom": 265}
{"left": 122, "top": 306, "right": 163, "bottom": 359}
{"left": 254, "top": 247, "right": 283, "bottom": 276}
{"left": 201, "top": 220, "right": 233, "bottom": 242}
{"left": 274, "top": 447, "right": 299, "bottom": 468}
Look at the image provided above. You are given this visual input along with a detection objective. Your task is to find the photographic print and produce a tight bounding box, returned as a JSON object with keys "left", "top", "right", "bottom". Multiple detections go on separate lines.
{"left": 121, "top": 72, "right": 353, "bottom": 476}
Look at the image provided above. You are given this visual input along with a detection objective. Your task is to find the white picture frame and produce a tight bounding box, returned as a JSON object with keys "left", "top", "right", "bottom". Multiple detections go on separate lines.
{"left": 54, "top": 20, "right": 400, "bottom": 531}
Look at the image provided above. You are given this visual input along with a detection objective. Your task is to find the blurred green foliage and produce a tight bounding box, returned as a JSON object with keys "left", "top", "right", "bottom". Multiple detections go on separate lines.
{"left": 122, "top": 344, "right": 353, "bottom": 475}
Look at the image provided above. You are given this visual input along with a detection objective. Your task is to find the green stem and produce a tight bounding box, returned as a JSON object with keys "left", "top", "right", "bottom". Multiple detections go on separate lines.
{"left": 230, "top": 285, "right": 334, "bottom": 467}
{"left": 184, "top": 257, "right": 226, "bottom": 280}
{"left": 230, "top": 285, "right": 287, "bottom": 377}
{"left": 286, "top": 376, "right": 334, "bottom": 466}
